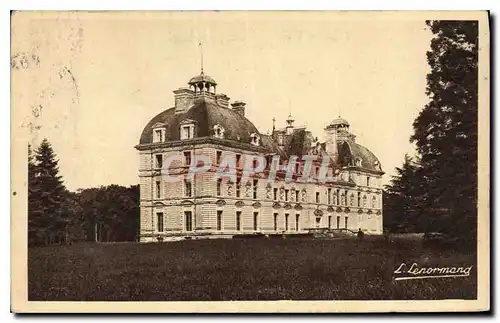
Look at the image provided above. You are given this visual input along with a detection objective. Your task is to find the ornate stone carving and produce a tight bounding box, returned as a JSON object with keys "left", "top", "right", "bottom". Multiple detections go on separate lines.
{"left": 252, "top": 201, "right": 261, "bottom": 208}
{"left": 266, "top": 183, "right": 272, "bottom": 199}
{"left": 294, "top": 204, "right": 303, "bottom": 210}
{"left": 314, "top": 208, "right": 323, "bottom": 216}
{"left": 215, "top": 199, "right": 226, "bottom": 207}
{"left": 284, "top": 203, "right": 292, "bottom": 210}
{"left": 272, "top": 202, "right": 281, "bottom": 209}
{"left": 235, "top": 200, "right": 245, "bottom": 207}
{"left": 245, "top": 181, "right": 252, "bottom": 197}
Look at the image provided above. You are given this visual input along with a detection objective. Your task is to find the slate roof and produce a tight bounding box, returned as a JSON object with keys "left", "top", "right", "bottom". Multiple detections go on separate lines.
{"left": 139, "top": 100, "right": 259, "bottom": 145}
{"left": 139, "top": 99, "right": 382, "bottom": 172}
{"left": 337, "top": 140, "right": 382, "bottom": 172}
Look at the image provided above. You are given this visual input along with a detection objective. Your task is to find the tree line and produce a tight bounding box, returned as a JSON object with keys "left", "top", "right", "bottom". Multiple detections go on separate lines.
{"left": 383, "top": 21, "right": 478, "bottom": 242}
{"left": 28, "top": 139, "right": 139, "bottom": 246}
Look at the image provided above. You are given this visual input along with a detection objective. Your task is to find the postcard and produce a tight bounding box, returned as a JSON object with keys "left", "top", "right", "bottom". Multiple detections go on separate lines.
{"left": 11, "top": 10, "right": 490, "bottom": 313}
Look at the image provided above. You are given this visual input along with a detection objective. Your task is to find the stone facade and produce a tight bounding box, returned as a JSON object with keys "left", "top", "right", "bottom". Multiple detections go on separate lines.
{"left": 136, "top": 70, "right": 384, "bottom": 242}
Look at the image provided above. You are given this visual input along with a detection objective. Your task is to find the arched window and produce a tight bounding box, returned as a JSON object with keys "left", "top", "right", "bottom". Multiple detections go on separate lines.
{"left": 213, "top": 124, "right": 225, "bottom": 139}
{"left": 362, "top": 195, "right": 367, "bottom": 207}
{"left": 371, "top": 196, "right": 377, "bottom": 208}
{"left": 250, "top": 133, "right": 261, "bottom": 146}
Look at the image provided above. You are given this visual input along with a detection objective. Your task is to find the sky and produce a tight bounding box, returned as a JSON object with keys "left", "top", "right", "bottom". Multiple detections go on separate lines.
{"left": 11, "top": 11, "right": 433, "bottom": 191}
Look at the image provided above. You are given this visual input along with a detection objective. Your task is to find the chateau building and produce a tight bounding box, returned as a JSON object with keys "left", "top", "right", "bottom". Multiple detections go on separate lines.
{"left": 135, "top": 69, "right": 384, "bottom": 242}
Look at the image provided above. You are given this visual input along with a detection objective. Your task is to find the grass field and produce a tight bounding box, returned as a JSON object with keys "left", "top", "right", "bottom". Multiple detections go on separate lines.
{"left": 28, "top": 236, "right": 477, "bottom": 301}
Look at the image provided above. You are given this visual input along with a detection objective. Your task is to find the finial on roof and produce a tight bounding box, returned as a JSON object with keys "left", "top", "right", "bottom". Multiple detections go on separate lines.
{"left": 198, "top": 41, "right": 204, "bottom": 74}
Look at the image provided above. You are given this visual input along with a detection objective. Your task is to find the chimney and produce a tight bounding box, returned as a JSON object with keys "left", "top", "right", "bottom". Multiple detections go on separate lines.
{"left": 324, "top": 124, "right": 338, "bottom": 159}
{"left": 215, "top": 93, "right": 230, "bottom": 108}
{"left": 173, "top": 88, "right": 194, "bottom": 114}
{"left": 231, "top": 101, "right": 246, "bottom": 117}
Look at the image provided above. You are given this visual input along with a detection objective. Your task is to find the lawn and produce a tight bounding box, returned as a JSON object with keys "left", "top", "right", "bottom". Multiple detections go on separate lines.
{"left": 28, "top": 236, "right": 477, "bottom": 301}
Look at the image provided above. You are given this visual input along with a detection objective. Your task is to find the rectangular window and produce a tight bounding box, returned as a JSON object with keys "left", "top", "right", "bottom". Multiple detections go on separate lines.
{"left": 285, "top": 213, "right": 289, "bottom": 231}
{"left": 336, "top": 189, "right": 340, "bottom": 205}
{"left": 315, "top": 167, "right": 319, "bottom": 177}
{"left": 328, "top": 188, "right": 331, "bottom": 204}
{"left": 236, "top": 154, "right": 241, "bottom": 168}
{"left": 345, "top": 216, "right": 348, "bottom": 229}
{"left": 337, "top": 216, "right": 340, "bottom": 229}
{"left": 253, "top": 179, "right": 258, "bottom": 199}
{"left": 345, "top": 190, "right": 348, "bottom": 205}
{"left": 253, "top": 212, "right": 258, "bottom": 231}
{"left": 236, "top": 177, "right": 241, "bottom": 198}
{"left": 217, "top": 210, "right": 222, "bottom": 231}
{"left": 295, "top": 162, "right": 300, "bottom": 174}
{"left": 328, "top": 216, "right": 332, "bottom": 229}
{"left": 315, "top": 192, "right": 320, "bottom": 203}
{"left": 295, "top": 214, "right": 300, "bottom": 231}
{"left": 182, "top": 125, "right": 193, "bottom": 139}
{"left": 367, "top": 176, "right": 370, "bottom": 187}
{"left": 184, "top": 151, "right": 191, "bottom": 166}
{"left": 184, "top": 211, "right": 193, "bottom": 231}
{"left": 273, "top": 188, "right": 278, "bottom": 201}
{"left": 358, "top": 192, "right": 361, "bottom": 207}
{"left": 216, "top": 151, "right": 222, "bottom": 165}
{"left": 217, "top": 178, "right": 222, "bottom": 196}
{"left": 155, "top": 180, "right": 161, "bottom": 198}
{"left": 157, "top": 212, "right": 164, "bottom": 232}
{"left": 285, "top": 189, "right": 289, "bottom": 202}
{"left": 185, "top": 180, "right": 192, "bottom": 197}
{"left": 273, "top": 213, "right": 278, "bottom": 231}
{"left": 155, "top": 154, "right": 163, "bottom": 169}
{"left": 295, "top": 190, "right": 299, "bottom": 202}
{"left": 154, "top": 129, "right": 163, "bottom": 143}
{"left": 236, "top": 211, "right": 241, "bottom": 231}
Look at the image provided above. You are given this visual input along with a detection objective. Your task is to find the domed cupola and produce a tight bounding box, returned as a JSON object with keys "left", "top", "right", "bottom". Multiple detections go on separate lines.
{"left": 188, "top": 70, "right": 217, "bottom": 95}
{"left": 326, "top": 117, "right": 350, "bottom": 131}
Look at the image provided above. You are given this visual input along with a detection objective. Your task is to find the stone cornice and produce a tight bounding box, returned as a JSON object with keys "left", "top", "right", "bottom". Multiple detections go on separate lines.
{"left": 345, "top": 165, "right": 385, "bottom": 176}
{"left": 135, "top": 136, "right": 270, "bottom": 153}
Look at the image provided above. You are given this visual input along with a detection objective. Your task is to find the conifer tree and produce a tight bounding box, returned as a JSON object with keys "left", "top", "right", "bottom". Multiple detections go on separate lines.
{"left": 383, "top": 154, "right": 423, "bottom": 233}
{"left": 410, "top": 21, "right": 478, "bottom": 240}
{"left": 30, "top": 138, "right": 67, "bottom": 244}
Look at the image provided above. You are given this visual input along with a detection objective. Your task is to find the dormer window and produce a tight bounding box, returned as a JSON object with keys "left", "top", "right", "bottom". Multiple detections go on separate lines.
{"left": 355, "top": 157, "right": 363, "bottom": 167}
{"left": 152, "top": 122, "right": 166, "bottom": 143}
{"left": 250, "top": 133, "right": 261, "bottom": 146}
{"left": 213, "top": 124, "right": 225, "bottom": 139}
{"left": 179, "top": 119, "right": 196, "bottom": 140}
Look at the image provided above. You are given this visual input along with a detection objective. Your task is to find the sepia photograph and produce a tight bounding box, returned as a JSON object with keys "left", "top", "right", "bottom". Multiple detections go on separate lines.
{"left": 10, "top": 10, "right": 490, "bottom": 313}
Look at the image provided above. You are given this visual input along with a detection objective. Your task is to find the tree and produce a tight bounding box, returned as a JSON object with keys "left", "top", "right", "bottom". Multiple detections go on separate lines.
{"left": 410, "top": 21, "right": 478, "bottom": 240}
{"left": 383, "top": 154, "right": 423, "bottom": 233}
{"left": 28, "top": 144, "right": 43, "bottom": 245}
{"left": 77, "top": 185, "right": 139, "bottom": 242}
{"left": 29, "top": 138, "right": 68, "bottom": 245}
